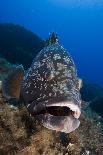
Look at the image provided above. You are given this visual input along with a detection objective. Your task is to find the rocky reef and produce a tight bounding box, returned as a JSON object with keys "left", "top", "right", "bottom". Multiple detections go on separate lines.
{"left": 0, "top": 91, "right": 103, "bottom": 155}
{"left": 0, "top": 57, "right": 15, "bottom": 81}
{"left": 0, "top": 23, "right": 45, "bottom": 69}
{"left": 81, "top": 81, "right": 103, "bottom": 102}
{"left": 81, "top": 81, "right": 103, "bottom": 118}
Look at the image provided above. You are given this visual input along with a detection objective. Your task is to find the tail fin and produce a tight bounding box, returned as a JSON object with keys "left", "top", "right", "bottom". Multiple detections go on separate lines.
{"left": 2, "top": 65, "right": 24, "bottom": 100}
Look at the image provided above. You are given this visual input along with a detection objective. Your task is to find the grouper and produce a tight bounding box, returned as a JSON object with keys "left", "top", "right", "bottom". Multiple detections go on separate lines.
{"left": 2, "top": 33, "right": 82, "bottom": 133}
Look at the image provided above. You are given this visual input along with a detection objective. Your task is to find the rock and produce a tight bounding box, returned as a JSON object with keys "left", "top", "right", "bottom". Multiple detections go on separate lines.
{"left": 81, "top": 81, "right": 103, "bottom": 102}
{"left": 0, "top": 23, "right": 45, "bottom": 69}
{"left": 89, "top": 96, "right": 103, "bottom": 117}
{"left": 0, "top": 81, "right": 2, "bottom": 92}
{"left": 81, "top": 81, "right": 103, "bottom": 117}
{"left": 0, "top": 58, "right": 15, "bottom": 81}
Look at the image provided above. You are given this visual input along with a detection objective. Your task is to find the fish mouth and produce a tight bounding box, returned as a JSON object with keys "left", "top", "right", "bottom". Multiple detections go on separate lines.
{"left": 46, "top": 101, "right": 81, "bottom": 119}
{"left": 34, "top": 101, "right": 81, "bottom": 133}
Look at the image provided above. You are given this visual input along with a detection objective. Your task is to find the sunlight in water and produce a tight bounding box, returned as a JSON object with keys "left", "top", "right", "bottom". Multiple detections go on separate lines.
{"left": 49, "top": 0, "right": 103, "bottom": 7}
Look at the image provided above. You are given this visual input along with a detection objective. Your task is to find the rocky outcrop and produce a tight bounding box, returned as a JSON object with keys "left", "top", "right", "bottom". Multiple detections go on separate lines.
{"left": 0, "top": 57, "right": 14, "bottom": 81}
{"left": 81, "top": 81, "right": 103, "bottom": 117}
{"left": 0, "top": 23, "right": 45, "bottom": 69}
{"left": 81, "top": 81, "right": 103, "bottom": 101}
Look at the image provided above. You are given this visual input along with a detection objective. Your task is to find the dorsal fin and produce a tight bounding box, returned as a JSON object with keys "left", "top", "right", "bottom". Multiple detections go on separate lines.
{"left": 49, "top": 32, "right": 59, "bottom": 44}
{"left": 45, "top": 32, "right": 59, "bottom": 46}
{"left": 2, "top": 65, "right": 24, "bottom": 100}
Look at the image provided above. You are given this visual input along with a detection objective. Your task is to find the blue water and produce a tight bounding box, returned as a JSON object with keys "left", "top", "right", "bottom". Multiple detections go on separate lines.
{"left": 0, "top": 0, "right": 103, "bottom": 86}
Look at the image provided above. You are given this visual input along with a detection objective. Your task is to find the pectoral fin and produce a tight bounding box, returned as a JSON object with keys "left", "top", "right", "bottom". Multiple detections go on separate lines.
{"left": 2, "top": 65, "right": 24, "bottom": 100}
{"left": 78, "top": 78, "right": 83, "bottom": 90}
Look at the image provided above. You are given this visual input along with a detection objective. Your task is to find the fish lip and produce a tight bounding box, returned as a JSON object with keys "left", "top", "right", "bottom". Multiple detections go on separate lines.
{"left": 35, "top": 101, "right": 81, "bottom": 133}
{"left": 45, "top": 101, "right": 81, "bottom": 119}
{"left": 37, "top": 113, "right": 80, "bottom": 133}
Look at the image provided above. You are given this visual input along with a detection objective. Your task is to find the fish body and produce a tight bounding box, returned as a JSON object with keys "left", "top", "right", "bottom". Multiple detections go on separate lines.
{"left": 3, "top": 34, "right": 82, "bottom": 133}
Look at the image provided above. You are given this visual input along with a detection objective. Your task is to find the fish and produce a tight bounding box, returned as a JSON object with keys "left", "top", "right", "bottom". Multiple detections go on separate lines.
{"left": 2, "top": 33, "right": 82, "bottom": 133}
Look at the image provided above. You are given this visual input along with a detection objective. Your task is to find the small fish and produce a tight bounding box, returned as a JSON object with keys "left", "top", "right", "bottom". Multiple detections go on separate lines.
{"left": 2, "top": 33, "right": 82, "bottom": 133}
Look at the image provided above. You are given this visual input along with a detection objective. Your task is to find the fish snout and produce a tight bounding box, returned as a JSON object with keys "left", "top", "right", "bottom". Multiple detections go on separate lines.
{"left": 28, "top": 100, "right": 81, "bottom": 133}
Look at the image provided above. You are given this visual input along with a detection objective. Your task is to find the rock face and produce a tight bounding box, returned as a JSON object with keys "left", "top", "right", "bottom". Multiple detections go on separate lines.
{"left": 81, "top": 81, "right": 103, "bottom": 102}
{"left": 90, "top": 96, "right": 103, "bottom": 117}
{"left": 81, "top": 81, "right": 103, "bottom": 117}
{"left": 0, "top": 58, "right": 14, "bottom": 81}
{"left": 0, "top": 23, "right": 45, "bottom": 69}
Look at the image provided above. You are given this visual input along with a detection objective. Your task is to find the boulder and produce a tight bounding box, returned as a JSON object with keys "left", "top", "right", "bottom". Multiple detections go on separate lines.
{"left": 0, "top": 23, "right": 45, "bottom": 69}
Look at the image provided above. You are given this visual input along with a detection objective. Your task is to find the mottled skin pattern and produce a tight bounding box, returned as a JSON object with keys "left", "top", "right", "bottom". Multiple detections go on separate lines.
{"left": 21, "top": 44, "right": 80, "bottom": 107}
{"left": 21, "top": 43, "right": 82, "bottom": 133}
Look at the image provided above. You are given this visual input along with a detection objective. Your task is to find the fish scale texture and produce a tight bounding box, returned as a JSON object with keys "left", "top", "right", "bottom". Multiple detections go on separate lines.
{"left": 21, "top": 43, "right": 81, "bottom": 108}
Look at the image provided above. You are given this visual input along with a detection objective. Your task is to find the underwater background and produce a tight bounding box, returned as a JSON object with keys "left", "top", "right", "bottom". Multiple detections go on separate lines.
{"left": 0, "top": 0, "right": 103, "bottom": 86}
{"left": 0, "top": 1, "right": 103, "bottom": 155}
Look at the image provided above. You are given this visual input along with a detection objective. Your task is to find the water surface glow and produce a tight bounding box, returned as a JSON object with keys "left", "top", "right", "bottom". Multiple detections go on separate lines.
{"left": 49, "top": 0, "right": 103, "bottom": 7}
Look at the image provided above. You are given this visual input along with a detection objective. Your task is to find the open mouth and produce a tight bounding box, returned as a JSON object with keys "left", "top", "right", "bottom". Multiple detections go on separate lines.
{"left": 37, "top": 106, "right": 74, "bottom": 117}
{"left": 27, "top": 100, "right": 81, "bottom": 133}
{"left": 35, "top": 101, "right": 81, "bottom": 119}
